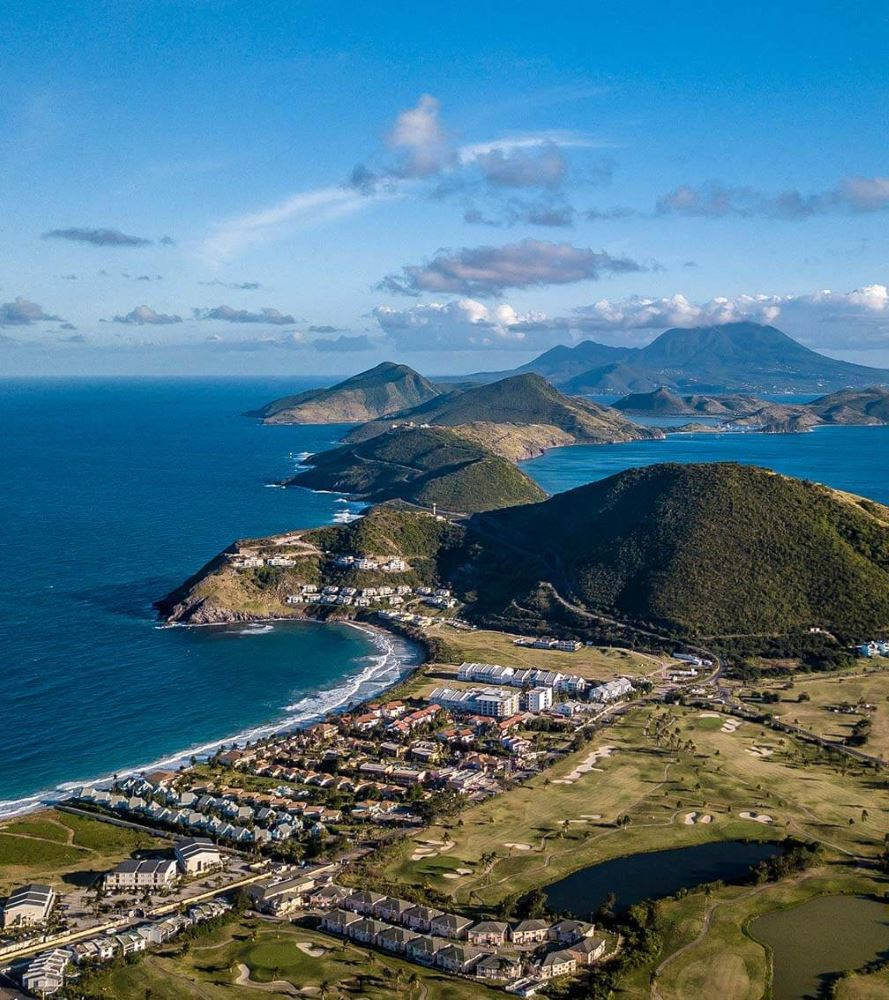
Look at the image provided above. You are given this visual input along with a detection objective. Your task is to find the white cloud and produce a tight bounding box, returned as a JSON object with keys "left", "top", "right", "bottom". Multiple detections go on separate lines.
{"left": 372, "top": 284, "right": 889, "bottom": 354}
{"left": 575, "top": 293, "right": 781, "bottom": 331}
{"left": 113, "top": 305, "right": 182, "bottom": 325}
{"left": 373, "top": 298, "right": 544, "bottom": 350}
{"left": 387, "top": 94, "right": 454, "bottom": 178}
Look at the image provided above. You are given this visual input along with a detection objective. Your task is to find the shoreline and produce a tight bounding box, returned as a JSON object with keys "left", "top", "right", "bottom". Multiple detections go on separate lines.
{"left": 0, "top": 617, "right": 425, "bottom": 822}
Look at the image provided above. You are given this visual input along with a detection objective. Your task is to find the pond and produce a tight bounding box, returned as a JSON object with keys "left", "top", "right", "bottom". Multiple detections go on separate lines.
{"left": 545, "top": 839, "right": 781, "bottom": 917}
{"left": 750, "top": 894, "right": 889, "bottom": 999}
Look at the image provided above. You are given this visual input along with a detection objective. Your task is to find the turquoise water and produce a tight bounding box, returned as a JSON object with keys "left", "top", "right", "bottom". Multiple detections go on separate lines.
{"left": 0, "top": 378, "right": 419, "bottom": 815}
{"left": 2, "top": 379, "right": 888, "bottom": 816}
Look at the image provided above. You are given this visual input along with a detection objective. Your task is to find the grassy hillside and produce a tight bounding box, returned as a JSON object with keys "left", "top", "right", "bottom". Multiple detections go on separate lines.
{"left": 247, "top": 362, "right": 443, "bottom": 424}
{"left": 564, "top": 323, "right": 889, "bottom": 393}
{"left": 287, "top": 425, "right": 546, "bottom": 513}
{"left": 345, "top": 373, "right": 658, "bottom": 444}
{"left": 458, "top": 463, "right": 889, "bottom": 636}
{"left": 160, "top": 463, "right": 889, "bottom": 638}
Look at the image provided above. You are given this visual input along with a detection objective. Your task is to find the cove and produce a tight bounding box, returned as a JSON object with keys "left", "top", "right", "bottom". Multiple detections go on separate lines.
{"left": 750, "top": 894, "right": 889, "bottom": 1000}
{"left": 545, "top": 840, "right": 781, "bottom": 917}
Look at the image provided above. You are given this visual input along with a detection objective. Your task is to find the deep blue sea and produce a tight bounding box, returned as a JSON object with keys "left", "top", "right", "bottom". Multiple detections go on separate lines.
{"left": 1, "top": 378, "right": 888, "bottom": 816}
{"left": 0, "top": 378, "right": 419, "bottom": 816}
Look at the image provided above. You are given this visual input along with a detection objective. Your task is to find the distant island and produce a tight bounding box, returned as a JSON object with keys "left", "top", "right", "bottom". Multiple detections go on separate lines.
{"left": 278, "top": 372, "right": 660, "bottom": 513}
{"left": 613, "top": 384, "right": 889, "bottom": 434}
{"left": 468, "top": 321, "right": 889, "bottom": 394}
{"left": 246, "top": 362, "right": 445, "bottom": 424}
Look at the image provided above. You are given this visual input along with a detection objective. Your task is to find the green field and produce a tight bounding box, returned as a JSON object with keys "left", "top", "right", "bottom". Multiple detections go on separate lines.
{"left": 748, "top": 665, "right": 889, "bottom": 760}
{"left": 373, "top": 706, "right": 889, "bottom": 907}
{"left": 78, "top": 918, "right": 502, "bottom": 1000}
{"left": 0, "top": 809, "right": 164, "bottom": 895}
{"left": 431, "top": 626, "right": 670, "bottom": 679}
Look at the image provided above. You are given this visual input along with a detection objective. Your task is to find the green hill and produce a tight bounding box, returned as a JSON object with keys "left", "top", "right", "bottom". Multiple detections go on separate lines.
{"left": 345, "top": 373, "right": 659, "bottom": 445}
{"left": 247, "top": 362, "right": 443, "bottom": 424}
{"left": 507, "top": 323, "right": 889, "bottom": 394}
{"left": 614, "top": 387, "right": 765, "bottom": 416}
{"left": 457, "top": 463, "right": 889, "bottom": 636}
{"left": 286, "top": 425, "right": 546, "bottom": 513}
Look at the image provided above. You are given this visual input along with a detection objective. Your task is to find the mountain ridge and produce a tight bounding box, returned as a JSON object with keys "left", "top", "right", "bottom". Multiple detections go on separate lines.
{"left": 479, "top": 322, "right": 889, "bottom": 394}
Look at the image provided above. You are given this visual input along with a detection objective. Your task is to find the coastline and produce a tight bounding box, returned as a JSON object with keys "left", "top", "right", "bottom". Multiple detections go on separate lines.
{"left": 0, "top": 617, "right": 425, "bottom": 822}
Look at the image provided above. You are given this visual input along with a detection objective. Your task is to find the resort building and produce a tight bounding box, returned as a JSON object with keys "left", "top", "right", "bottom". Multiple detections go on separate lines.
{"left": 103, "top": 858, "right": 178, "bottom": 891}
{"left": 174, "top": 838, "right": 222, "bottom": 875}
{"left": 2, "top": 883, "right": 56, "bottom": 929}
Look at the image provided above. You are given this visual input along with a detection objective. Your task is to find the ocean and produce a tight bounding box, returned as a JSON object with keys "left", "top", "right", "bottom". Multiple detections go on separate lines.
{"left": 0, "top": 378, "right": 418, "bottom": 817}
{"left": 1, "top": 378, "right": 888, "bottom": 817}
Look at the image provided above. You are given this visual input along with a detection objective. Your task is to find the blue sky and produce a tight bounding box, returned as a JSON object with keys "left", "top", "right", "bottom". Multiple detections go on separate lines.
{"left": 4, "top": 0, "right": 889, "bottom": 375}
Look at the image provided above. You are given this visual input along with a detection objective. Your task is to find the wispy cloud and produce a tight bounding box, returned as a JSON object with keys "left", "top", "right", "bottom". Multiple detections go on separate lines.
{"left": 42, "top": 227, "right": 156, "bottom": 247}
{"left": 203, "top": 187, "right": 374, "bottom": 260}
{"left": 199, "top": 279, "right": 262, "bottom": 290}
{"left": 195, "top": 304, "right": 296, "bottom": 324}
{"left": 656, "top": 177, "right": 889, "bottom": 219}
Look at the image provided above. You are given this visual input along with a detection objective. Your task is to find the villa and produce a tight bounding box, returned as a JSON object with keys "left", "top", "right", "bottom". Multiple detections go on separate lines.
{"left": 2, "top": 883, "right": 56, "bottom": 929}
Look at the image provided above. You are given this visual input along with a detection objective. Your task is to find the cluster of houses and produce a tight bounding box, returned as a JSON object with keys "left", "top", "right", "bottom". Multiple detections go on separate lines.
{"left": 856, "top": 639, "right": 889, "bottom": 657}
{"left": 14, "top": 899, "right": 231, "bottom": 996}
{"left": 74, "top": 775, "right": 334, "bottom": 846}
{"left": 313, "top": 884, "right": 607, "bottom": 985}
{"left": 286, "top": 583, "right": 456, "bottom": 610}
{"left": 331, "top": 554, "right": 408, "bottom": 572}
{"left": 287, "top": 582, "right": 413, "bottom": 608}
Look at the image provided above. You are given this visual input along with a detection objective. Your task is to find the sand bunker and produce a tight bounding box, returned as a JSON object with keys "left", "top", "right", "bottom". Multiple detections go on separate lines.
{"left": 698, "top": 712, "right": 722, "bottom": 719}
{"left": 684, "top": 811, "right": 714, "bottom": 825}
{"left": 581, "top": 813, "right": 603, "bottom": 820}
{"left": 747, "top": 745, "right": 775, "bottom": 758}
{"left": 561, "top": 745, "right": 615, "bottom": 781}
{"left": 235, "top": 964, "right": 299, "bottom": 995}
{"left": 740, "top": 811, "right": 773, "bottom": 824}
{"left": 721, "top": 719, "right": 742, "bottom": 733}
{"left": 455, "top": 867, "right": 473, "bottom": 875}
{"left": 503, "top": 842, "right": 531, "bottom": 850}
{"left": 295, "top": 942, "right": 328, "bottom": 957}
{"left": 442, "top": 872, "right": 460, "bottom": 879}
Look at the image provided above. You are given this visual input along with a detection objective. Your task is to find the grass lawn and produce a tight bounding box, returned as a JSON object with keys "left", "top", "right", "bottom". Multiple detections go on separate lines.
{"left": 373, "top": 706, "right": 889, "bottom": 908}
{"left": 836, "top": 967, "right": 889, "bottom": 999}
{"left": 0, "top": 809, "right": 164, "bottom": 895}
{"left": 430, "top": 626, "right": 672, "bottom": 679}
{"left": 79, "top": 918, "right": 502, "bottom": 999}
{"left": 751, "top": 666, "right": 889, "bottom": 759}
{"left": 644, "top": 865, "right": 888, "bottom": 1000}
